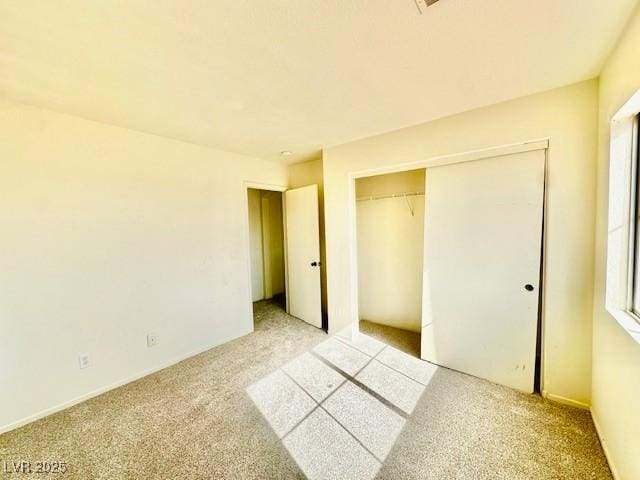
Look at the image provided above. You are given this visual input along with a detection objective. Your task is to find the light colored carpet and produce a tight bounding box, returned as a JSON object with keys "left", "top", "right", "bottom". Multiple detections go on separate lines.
{"left": 359, "top": 319, "right": 421, "bottom": 358}
{"left": 0, "top": 300, "right": 611, "bottom": 479}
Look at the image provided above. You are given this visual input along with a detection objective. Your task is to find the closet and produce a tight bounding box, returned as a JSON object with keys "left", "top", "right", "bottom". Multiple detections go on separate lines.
{"left": 355, "top": 169, "right": 426, "bottom": 351}
{"left": 355, "top": 147, "right": 545, "bottom": 391}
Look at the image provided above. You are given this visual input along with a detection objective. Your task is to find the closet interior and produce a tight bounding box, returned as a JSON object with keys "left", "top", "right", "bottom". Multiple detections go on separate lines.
{"left": 355, "top": 168, "right": 426, "bottom": 357}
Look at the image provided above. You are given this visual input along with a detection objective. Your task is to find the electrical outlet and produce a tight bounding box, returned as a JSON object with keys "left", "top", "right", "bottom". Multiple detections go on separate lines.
{"left": 147, "top": 333, "right": 158, "bottom": 347}
{"left": 78, "top": 352, "right": 91, "bottom": 369}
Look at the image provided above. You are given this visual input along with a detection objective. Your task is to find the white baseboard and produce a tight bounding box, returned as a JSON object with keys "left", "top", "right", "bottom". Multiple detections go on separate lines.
{"left": 541, "top": 390, "right": 590, "bottom": 410}
{"left": 0, "top": 329, "right": 249, "bottom": 435}
{"left": 591, "top": 410, "right": 620, "bottom": 480}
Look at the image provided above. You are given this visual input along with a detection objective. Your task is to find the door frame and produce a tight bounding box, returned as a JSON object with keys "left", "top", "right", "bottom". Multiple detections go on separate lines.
{"left": 346, "top": 139, "right": 549, "bottom": 390}
{"left": 242, "top": 181, "right": 289, "bottom": 330}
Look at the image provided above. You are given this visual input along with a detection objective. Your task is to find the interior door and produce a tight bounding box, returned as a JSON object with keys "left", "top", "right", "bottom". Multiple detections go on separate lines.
{"left": 285, "top": 184, "right": 322, "bottom": 328}
{"left": 421, "top": 149, "right": 545, "bottom": 392}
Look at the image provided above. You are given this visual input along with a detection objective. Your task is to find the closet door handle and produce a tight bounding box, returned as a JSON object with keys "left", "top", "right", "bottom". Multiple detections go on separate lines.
{"left": 310, "top": 261, "right": 321, "bottom": 267}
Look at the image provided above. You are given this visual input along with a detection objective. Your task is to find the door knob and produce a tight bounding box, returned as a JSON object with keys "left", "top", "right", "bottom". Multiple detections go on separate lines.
{"left": 524, "top": 284, "right": 534, "bottom": 291}
{"left": 310, "top": 261, "right": 321, "bottom": 267}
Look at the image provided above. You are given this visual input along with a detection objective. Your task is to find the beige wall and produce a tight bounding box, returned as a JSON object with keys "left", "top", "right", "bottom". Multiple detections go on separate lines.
{"left": 247, "top": 189, "right": 285, "bottom": 302}
{"left": 592, "top": 5, "right": 640, "bottom": 479}
{"left": 262, "top": 191, "right": 285, "bottom": 299}
{"left": 356, "top": 169, "right": 426, "bottom": 198}
{"left": 356, "top": 170, "right": 425, "bottom": 332}
{"left": 324, "top": 80, "right": 598, "bottom": 406}
{"left": 289, "top": 158, "right": 327, "bottom": 316}
{"left": 248, "top": 188, "right": 265, "bottom": 301}
{"left": 0, "top": 100, "right": 288, "bottom": 432}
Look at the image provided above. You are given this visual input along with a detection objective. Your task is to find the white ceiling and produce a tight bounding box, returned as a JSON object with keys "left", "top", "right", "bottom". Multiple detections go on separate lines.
{"left": 0, "top": 0, "right": 637, "bottom": 164}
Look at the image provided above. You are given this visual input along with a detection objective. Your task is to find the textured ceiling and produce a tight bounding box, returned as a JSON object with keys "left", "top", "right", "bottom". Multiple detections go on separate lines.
{"left": 0, "top": 0, "right": 637, "bottom": 163}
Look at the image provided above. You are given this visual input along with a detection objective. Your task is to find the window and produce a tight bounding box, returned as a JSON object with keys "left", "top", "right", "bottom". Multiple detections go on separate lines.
{"left": 605, "top": 92, "right": 640, "bottom": 339}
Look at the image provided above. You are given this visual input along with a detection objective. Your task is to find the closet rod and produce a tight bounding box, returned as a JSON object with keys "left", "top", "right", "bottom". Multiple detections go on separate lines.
{"left": 356, "top": 191, "right": 425, "bottom": 202}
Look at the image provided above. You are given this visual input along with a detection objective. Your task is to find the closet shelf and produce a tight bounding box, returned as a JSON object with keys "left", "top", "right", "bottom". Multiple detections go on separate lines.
{"left": 356, "top": 191, "right": 424, "bottom": 202}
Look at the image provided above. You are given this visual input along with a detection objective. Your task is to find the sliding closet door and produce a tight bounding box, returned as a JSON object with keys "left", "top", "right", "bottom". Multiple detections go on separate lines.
{"left": 421, "top": 149, "right": 545, "bottom": 393}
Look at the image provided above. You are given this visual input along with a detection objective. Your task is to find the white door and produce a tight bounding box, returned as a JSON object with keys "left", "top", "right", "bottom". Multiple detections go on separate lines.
{"left": 421, "top": 149, "right": 545, "bottom": 392}
{"left": 285, "top": 184, "right": 322, "bottom": 328}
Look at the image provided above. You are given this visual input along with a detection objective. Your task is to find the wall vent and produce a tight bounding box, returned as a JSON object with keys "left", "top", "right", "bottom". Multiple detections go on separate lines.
{"left": 415, "top": 0, "right": 440, "bottom": 14}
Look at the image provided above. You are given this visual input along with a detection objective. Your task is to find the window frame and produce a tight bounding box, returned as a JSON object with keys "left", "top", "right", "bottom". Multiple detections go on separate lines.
{"left": 628, "top": 114, "right": 640, "bottom": 319}
{"left": 605, "top": 90, "right": 640, "bottom": 341}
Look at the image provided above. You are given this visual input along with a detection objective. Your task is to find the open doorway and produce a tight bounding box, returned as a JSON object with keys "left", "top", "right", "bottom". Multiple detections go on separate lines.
{"left": 247, "top": 188, "right": 286, "bottom": 321}
{"left": 355, "top": 169, "right": 426, "bottom": 358}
